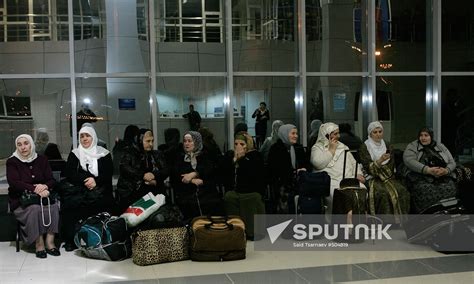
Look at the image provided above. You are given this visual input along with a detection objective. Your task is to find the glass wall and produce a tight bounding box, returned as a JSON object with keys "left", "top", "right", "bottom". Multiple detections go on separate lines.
{"left": 1, "top": 0, "right": 473, "bottom": 168}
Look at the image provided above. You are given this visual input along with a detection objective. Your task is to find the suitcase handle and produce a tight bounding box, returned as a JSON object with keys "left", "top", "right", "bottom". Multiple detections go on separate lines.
{"left": 204, "top": 216, "right": 234, "bottom": 230}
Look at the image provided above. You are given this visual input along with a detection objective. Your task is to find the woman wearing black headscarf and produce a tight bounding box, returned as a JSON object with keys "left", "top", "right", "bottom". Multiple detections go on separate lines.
{"left": 403, "top": 127, "right": 457, "bottom": 213}
{"left": 116, "top": 129, "right": 168, "bottom": 213}
{"left": 171, "top": 131, "right": 223, "bottom": 221}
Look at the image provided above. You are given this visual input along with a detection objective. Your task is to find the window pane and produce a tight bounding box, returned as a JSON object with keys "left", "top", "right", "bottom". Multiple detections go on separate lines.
{"left": 441, "top": 77, "right": 474, "bottom": 160}
{"left": 307, "top": 0, "right": 366, "bottom": 72}
{"left": 442, "top": 0, "right": 474, "bottom": 71}
{"left": 232, "top": 0, "right": 297, "bottom": 72}
{"left": 75, "top": 1, "right": 150, "bottom": 73}
{"left": 376, "top": 0, "right": 429, "bottom": 72}
{"left": 156, "top": 76, "right": 227, "bottom": 148}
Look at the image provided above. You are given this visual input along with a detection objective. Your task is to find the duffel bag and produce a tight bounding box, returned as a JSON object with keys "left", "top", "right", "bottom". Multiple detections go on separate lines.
{"left": 190, "top": 215, "right": 246, "bottom": 261}
{"left": 131, "top": 227, "right": 189, "bottom": 266}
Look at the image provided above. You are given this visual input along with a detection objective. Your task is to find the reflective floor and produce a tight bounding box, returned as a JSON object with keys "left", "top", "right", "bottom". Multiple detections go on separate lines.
{"left": 0, "top": 240, "right": 473, "bottom": 284}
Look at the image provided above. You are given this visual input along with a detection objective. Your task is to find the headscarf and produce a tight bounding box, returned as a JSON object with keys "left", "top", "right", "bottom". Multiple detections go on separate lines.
{"left": 235, "top": 131, "right": 255, "bottom": 152}
{"left": 134, "top": 128, "right": 153, "bottom": 152}
{"left": 123, "top": 125, "right": 140, "bottom": 145}
{"left": 309, "top": 119, "right": 322, "bottom": 138}
{"left": 183, "top": 131, "right": 203, "bottom": 170}
{"left": 35, "top": 128, "right": 49, "bottom": 155}
{"left": 364, "top": 121, "right": 389, "bottom": 165}
{"left": 418, "top": 127, "right": 436, "bottom": 148}
{"left": 72, "top": 126, "right": 109, "bottom": 177}
{"left": 269, "top": 120, "right": 284, "bottom": 143}
{"left": 314, "top": 122, "right": 347, "bottom": 167}
{"left": 164, "top": 128, "right": 180, "bottom": 147}
{"left": 278, "top": 124, "right": 297, "bottom": 169}
{"left": 12, "top": 134, "right": 38, "bottom": 163}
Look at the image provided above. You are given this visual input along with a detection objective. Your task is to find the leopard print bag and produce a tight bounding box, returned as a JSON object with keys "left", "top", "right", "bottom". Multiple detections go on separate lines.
{"left": 132, "top": 227, "right": 189, "bottom": 266}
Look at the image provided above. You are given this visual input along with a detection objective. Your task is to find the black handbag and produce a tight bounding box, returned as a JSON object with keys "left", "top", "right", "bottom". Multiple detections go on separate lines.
{"left": 20, "top": 190, "right": 57, "bottom": 207}
{"left": 297, "top": 171, "right": 330, "bottom": 197}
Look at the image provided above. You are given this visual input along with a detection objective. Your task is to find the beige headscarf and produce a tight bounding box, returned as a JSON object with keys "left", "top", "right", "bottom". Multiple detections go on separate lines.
{"left": 12, "top": 134, "right": 38, "bottom": 163}
{"left": 365, "top": 121, "right": 389, "bottom": 165}
{"left": 72, "top": 126, "right": 109, "bottom": 176}
{"left": 314, "top": 122, "right": 348, "bottom": 167}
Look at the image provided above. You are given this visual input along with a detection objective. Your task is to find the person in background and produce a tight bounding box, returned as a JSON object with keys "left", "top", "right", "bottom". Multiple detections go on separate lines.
{"left": 234, "top": 122, "right": 248, "bottom": 136}
{"left": 359, "top": 121, "right": 410, "bottom": 223}
{"left": 198, "top": 127, "right": 222, "bottom": 165}
{"left": 35, "top": 128, "right": 65, "bottom": 172}
{"left": 158, "top": 128, "right": 183, "bottom": 171}
{"left": 268, "top": 124, "right": 308, "bottom": 214}
{"left": 260, "top": 120, "right": 284, "bottom": 163}
{"left": 403, "top": 127, "right": 457, "bottom": 213}
{"left": 338, "top": 123, "right": 362, "bottom": 152}
{"left": 7, "top": 134, "right": 60, "bottom": 258}
{"left": 252, "top": 102, "right": 270, "bottom": 149}
{"left": 116, "top": 129, "right": 168, "bottom": 212}
{"left": 182, "top": 104, "right": 202, "bottom": 131}
{"left": 308, "top": 119, "right": 323, "bottom": 150}
{"left": 61, "top": 126, "right": 115, "bottom": 251}
{"left": 112, "top": 125, "right": 140, "bottom": 175}
{"left": 171, "top": 131, "right": 223, "bottom": 221}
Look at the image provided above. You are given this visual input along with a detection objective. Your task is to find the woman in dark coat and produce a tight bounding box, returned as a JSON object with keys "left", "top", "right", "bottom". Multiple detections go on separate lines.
{"left": 222, "top": 131, "right": 266, "bottom": 239}
{"left": 116, "top": 129, "right": 169, "bottom": 212}
{"left": 171, "top": 131, "right": 223, "bottom": 221}
{"left": 7, "top": 134, "right": 60, "bottom": 258}
{"left": 61, "top": 126, "right": 115, "bottom": 251}
{"left": 268, "top": 124, "right": 308, "bottom": 213}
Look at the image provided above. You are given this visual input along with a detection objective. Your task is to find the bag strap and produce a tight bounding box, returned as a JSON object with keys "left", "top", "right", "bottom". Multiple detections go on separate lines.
{"left": 343, "top": 149, "right": 358, "bottom": 178}
{"left": 40, "top": 197, "right": 52, "bottom": 226}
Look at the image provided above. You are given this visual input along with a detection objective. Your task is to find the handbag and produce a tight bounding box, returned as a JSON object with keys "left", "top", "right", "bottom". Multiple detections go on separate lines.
{"left": 20, "top": 190, "right": 57, "bottom": 207}
{"left": 131, "top": 227, "right": 189, "bottom": 266}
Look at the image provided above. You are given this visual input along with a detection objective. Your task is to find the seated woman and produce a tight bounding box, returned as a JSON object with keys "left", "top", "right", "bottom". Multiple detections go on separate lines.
{"left": 222, "top": 131, "right": 266, "bottom": 239}
{"left": 61, "top": 126, "right": 115, "bottom": 251}
{"left": 171, "top": 131, "right": 224, "bottom": 221}
{"left": 116, "top": 128, "right": 169, "bottom": 212}
{"left": 7, "top": 134, "right": 60, "bottom": 258}
{"left": 310, "top": 122, "right": 365, "bottom": 215}
{"left": 403, "top": 127, "right": 457, "bottom": 213}
{"left": 268, "top": 124, "right": 308, "bottom": 214}
{"left": 259, "top": 120, "right": 284, "bottom": 163}
{"left": 359, "top": 121, "right": 410, "bottom": 223}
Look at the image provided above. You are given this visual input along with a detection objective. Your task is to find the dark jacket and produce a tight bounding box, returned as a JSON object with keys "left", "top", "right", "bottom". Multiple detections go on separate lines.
{"left": 221, "top": 150, "right": 265, "bottom": 195}
{"left": 64, "top": 152, "right": 114, "bottom": 207}
{"left": 116, "top": 145, "right": 168, "bottom": 208}
{"left": 7, "top": 155, "right": 56, "bottom": 211}
{"left": 171, "top": 152, "right": 216, "bottom": 198}
{"left": 268, "top": 139, "right": 308, "bottom": 190}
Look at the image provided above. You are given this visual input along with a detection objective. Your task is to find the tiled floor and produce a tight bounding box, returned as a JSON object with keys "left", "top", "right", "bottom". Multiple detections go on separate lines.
{"left": 0, "top": 239, "right": 473, "bottom": 284}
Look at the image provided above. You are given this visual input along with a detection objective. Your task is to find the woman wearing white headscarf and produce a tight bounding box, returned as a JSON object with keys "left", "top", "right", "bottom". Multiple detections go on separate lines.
{"left": 62, "top": 126, "right": 115, "bottom": 251}
{"left": 268, "top": 124, "right": 308, "bottom": 213}
{"left": 310, "top": 122, "right": 365, "bottom": 214}
{"left": 359, "top": 121, "right": 409, "bottom": 222}
{"left": 7, "top": 134, "right": 60, "bottom": 258}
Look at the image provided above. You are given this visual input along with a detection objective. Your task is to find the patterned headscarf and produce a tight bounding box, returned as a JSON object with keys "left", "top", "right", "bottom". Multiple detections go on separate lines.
{"left": 12, "top": 134, "right": 38, "bottom": 163}
{"left": 72, "top": 126, "right": 109, "bottom": 176}
{"left": 183, "top": 131, "right": 203, "bottom": 170}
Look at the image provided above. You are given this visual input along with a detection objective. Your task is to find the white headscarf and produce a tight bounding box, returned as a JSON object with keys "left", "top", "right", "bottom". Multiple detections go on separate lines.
{"left": 12, "top": 134, "right": 38, "bottom": 163}
{"left": 364, "top": 121, "right": 389, "bottom": 165}
{"left": 72, "top": 126, "right": 109, "bottom": 177}
{"left": 315, "top": 122, "right": 348, "bottom": 167}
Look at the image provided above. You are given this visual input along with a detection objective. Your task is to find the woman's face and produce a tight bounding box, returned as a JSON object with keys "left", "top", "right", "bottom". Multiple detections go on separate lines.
{"left": 183, "top": 134, "right": 195, "bottom": 152}
{"left": 80, "top": 132, "right": 93, "bottom": 149}
{"left": 288, "top": 128, "right": 298, "bottom": 144}
{"left": 142, "top": 131, "right": 154, "bottom": 152}
{"left": 370, "top": 127, "right": 384, "bottom": 143}
{"left": 329, "top": 129, "right": 340, "bottom": 141}
{"left": 16, "top": 137, "right": 32, "bottom": 158}
{"left": 419, "top": 131, "right": 432, "bottom": 145}
{"left": 234, "top": 139, "right": 247, "bottom": 152}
